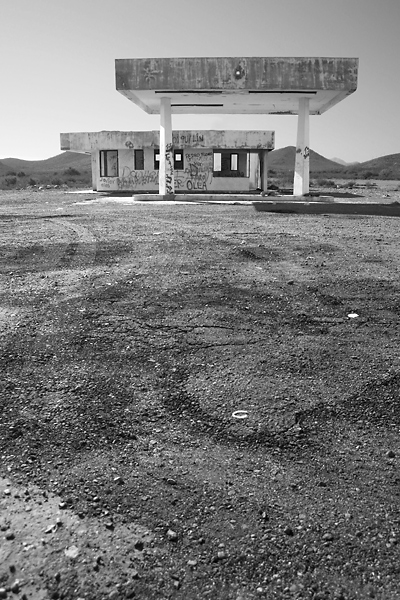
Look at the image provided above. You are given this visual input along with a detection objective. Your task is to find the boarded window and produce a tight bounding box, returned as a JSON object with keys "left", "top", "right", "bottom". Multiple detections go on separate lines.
{"left": 99, "top": 150, "right": 118, "bottom": 177}
{"left": 134, "top": 149, "right": 144, "bottom": 170}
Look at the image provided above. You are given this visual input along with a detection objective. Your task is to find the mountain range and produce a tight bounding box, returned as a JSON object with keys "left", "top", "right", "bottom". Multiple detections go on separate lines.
{"left": 0, "top": 147, "right": 399, "bottom": 183}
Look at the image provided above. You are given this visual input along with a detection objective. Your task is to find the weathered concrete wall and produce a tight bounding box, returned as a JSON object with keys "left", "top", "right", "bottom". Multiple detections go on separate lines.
{"left": 116, "top": 57, "right": 359, "bottom": 92}
{"left": 94, "top": 147, "right": 260, "bottom": 193}
{"left": 61, "top": 130, "right": 274, "bottom": 152}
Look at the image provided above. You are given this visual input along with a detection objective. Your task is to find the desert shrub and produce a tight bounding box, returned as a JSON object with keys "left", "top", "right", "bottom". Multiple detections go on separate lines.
{"left": 64, "top": 167, "right": 80, "bottom": 176}
{"left": 17, "top": 171, "right": 26, "bottom": 177}
{"left": 347, "top": 181, "right": 356, "bottom": 188}
{"left": 6, "top": 170, "right": 17, "bottom": 176}
{"left": 28, "top": 177, "right": 36, "bottom": 186}
{"left": 362, "top": 170, "right": 378, "bottom": 179}
{"left": 317, "top": 179, "right": 335, "bottom": 187}
{"left": 5, "top": 176, "right": 17, "bottom": 186}
{"left": 269, "top": 169, "right": 277, "bottom": 176}
{"left": 51, "top": 178, "right": 62, "bottom": 186}
{"left": 379, "top": 168, "right": 393, "bottom": 180}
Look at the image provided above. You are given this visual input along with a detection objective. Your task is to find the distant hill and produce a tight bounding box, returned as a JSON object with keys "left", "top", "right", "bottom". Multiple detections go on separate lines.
{"left": 269, "top": 146, "right": 343, "bottom": 173}
{"left": 331, "top": 157, "right": 360, "bottom": 167}
{"left": 1, "top": 152, "right": 91, "bottom": 173}
{"left": 269, "top": 147, "right": 400, "bottom": 180}
{"left": 356, "top": 153, "right": 400, "bottom": 174}
{"left": 0, "top": 152, "right": 92, "bottom": 189}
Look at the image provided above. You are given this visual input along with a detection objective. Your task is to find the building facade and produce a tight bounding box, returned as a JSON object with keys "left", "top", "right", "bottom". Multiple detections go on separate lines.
{"left": 60, "top": 129, "right": 274, "bottom": 193}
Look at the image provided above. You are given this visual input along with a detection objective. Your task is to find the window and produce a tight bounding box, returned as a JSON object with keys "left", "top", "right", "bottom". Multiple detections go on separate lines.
{"left": 174, "top": 150, "right": 184, "bottom": 170}
{"left": 154, "top": 150, "right": 160, "bottom": 170}
{"left": 154, "top": 149, "right": 184, "bottom": 170}
{"left": 230, "top": 153, "right": 238, "bottom": 171}
{"left": 134, "top": 149, "right": 144, "bottom": 170}
{"left": 213, "top": 151, "right": 248, "bottom": 177}
{"left": 99, "top": 150, "right": 118, "bottom": 177}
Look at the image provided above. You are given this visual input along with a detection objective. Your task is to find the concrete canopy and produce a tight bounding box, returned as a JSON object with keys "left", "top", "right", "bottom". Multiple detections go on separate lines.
{"left": 115, "top": 57, "right": 358, "bottom": 115}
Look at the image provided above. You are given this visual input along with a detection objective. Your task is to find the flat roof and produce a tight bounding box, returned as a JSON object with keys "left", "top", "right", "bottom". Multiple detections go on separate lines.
{"left": 60, "top": 130, "right": 275, "bottom": 152}
{"left": 115, "top": 57, "right": 358, "bottom": 115}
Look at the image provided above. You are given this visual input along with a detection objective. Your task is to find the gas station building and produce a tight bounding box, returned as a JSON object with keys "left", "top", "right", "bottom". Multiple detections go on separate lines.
{"left": 61, "top": 57, "right": 358, "bottom": 197}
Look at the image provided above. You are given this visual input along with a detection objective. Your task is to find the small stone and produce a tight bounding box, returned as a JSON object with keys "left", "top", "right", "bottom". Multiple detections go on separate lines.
{"left": 166, "top": 529, "right": 178, "bottom": 542}
{"left": 105, "top": 522, "right": 114, "bottom": 530}
{"left": 284, "top": 526, "right": 294, "bottom": 536}
{"left": 3, "top": 489, "right": 11, "bottom": 496}
{"left": 166, "top": 478, "right": 177, "bottom": 486}
{"left": 386, "top": 450, "right": 396, "bottom": 458}
{"left": 58, "top": 502, "right": 67, "bottom": 510}
{"left": 131, "top": 569, "right": 139, "bottom": 579}
{"left": 11, "top": 581, "right": 20, "bottom": 593}
{"left": 187, "top": 559, "right": 198, "bottom": 567}
{"left": 5, "top": 532, "right": 15, "bottom": 540}
{"left": 217, "top": 551, "right": 227, "bottom": 560}
{"left": 108, "top": 591, "right": 119, "bottom": 599}
{"left": 322, "top": 532, "right": 334, "bottom": 542}
{"left": 0, "top": 589, "right": 7, "bottom": 599}
{"left": 64, "top": 545, "right": 80, "bottom": 558}
{"left": 113, "top": 476, "right": 124, "bottom": 485}
{"left": 134, "top": 540, "right": 144, "bottom": 551}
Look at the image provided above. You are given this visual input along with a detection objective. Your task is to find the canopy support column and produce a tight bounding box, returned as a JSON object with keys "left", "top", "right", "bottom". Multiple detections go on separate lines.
{"left": 159, "top": 97, "right": 174, "bottom": 196}
{"left": 293, "top": 97, "right": 310, "bottom": 196}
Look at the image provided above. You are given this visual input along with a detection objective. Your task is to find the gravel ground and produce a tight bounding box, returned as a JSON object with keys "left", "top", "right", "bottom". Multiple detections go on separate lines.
{"left": 0, "top": 187, "right": 400, "bottom": 600}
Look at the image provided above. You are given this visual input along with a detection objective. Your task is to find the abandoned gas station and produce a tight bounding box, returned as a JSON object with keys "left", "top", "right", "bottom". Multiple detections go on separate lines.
{"left": 61, "top": 57, "right": 358, "bottom": 198}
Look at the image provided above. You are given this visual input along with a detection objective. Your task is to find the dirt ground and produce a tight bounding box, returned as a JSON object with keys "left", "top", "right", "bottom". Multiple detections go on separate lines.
{"left": 1, "top": 187, "right": 400, "bottom": 600}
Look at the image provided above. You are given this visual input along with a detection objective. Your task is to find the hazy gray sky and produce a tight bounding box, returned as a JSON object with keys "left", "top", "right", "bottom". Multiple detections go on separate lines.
{"left": 1, "top": 0, "right": 399, "bottom": 162}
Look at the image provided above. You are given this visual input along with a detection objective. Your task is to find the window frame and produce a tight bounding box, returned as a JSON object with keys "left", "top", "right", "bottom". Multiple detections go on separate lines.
{"left": 154, "top": 149, "right": 184, "bottom": 170}
{"left": 213, "top": 151, "right": 247, "bottom": 177}
{"left": 99, "top": 150, "right": 119, "bottom": 178}
{"left": 134, "top": 149, "right": 144, "bottom": 170}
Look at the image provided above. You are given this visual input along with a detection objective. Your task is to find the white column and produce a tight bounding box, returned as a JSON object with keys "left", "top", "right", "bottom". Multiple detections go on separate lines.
{"left": 159, "top": 97, "right": 174, "bottom": 196}
{"left": 293, "top": 97, "right": 310, "bottom": 196}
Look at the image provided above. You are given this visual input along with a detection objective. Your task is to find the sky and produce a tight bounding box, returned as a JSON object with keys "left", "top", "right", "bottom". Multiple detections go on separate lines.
{"left": 1, "top": 0, "right": 399, "bottom": 162}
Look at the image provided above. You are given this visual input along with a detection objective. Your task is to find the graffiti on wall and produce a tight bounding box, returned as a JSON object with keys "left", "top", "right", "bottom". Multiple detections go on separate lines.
{"left": 99, "top": 149, "right": 214, "bottom": 191}
{"left": 165, "top": 143, "right": 174, "bottom": 194}
{"left": 172, "top": 132, "right": 204, "bottom": 146}
{"left": 175, "top": 151, "right": 213, "bottom": 191}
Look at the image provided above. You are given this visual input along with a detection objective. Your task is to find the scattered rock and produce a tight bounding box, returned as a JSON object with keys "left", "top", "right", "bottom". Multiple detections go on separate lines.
{"left": 5, "top": 532, "right": 15, "bottom": 540}
{"left": 64, "top": 545, "right": 80, "bottom": 558}
{"left": 134, "top": 540, "right": 144, "bottom": 551}
{"left": 167, "top": 529, "right": 178, "bottom": 542}
{"left": 284, "top": 526, "right": 294, "bottom": 536}
{"left": 386, "top": 450, "right": 395, "bottom": 458}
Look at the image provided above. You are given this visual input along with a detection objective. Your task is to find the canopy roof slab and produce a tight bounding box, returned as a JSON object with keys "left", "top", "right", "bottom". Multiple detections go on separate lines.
{"left": 115, "top": 57, "right": 358, "bottom": 115}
